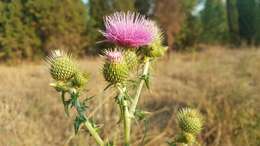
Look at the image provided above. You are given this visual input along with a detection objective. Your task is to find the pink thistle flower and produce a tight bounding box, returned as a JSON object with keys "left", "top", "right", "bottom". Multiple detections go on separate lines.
{"left": 102, "top": 11, "right": 156, "bottom": 48}
{"left": 105, "top": 50, "right": 123, "bottom": 63}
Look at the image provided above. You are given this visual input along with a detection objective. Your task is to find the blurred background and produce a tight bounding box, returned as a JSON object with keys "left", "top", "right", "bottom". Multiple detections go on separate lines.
{"left": 0, "top": 0, "right": 260, "bottom": 146}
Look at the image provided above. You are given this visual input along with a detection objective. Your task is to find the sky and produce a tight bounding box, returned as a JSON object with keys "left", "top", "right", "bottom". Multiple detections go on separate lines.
{"left": 82, "top": 0, "right": 88, "bottom": 4}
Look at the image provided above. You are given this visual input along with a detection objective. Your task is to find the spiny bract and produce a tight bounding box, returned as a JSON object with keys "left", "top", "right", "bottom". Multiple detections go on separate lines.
{"left": 103, "top": 62, "right": 129, "bottom": 84}
{"left": 124, "top": 50, "right": 138, "bottom": 70}
{"left": 48, "top": 50, "right": 77, "bottom": 81}
{"left": 177, "top": 108, "right": 204, "bottom": 134}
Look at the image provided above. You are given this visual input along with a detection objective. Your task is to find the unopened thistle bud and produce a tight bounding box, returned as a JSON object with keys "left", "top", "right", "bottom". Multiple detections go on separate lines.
{"left": 102, "top": 50, "right": 129, "bottom": 84}
{"left": 124, "top": 50, "right": 138, "bottom": 70}
{"left": 140, "top": 23, "right": 167, "bottom": 58}
{"left": 175, "top": 132, "right": 196, "bottom": 144}
{"left": 71, "top": 71, "right": 88, "bottom": 88}
{"left": 177, "top": 108, "right": 204, "bottom": 135}
{"left": 47, "top": 50, "right": 77, "bottom": 81}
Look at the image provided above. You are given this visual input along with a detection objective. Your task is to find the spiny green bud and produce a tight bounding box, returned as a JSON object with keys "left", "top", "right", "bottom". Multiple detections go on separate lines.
{"left": 47, "top": 50, "right": 77, "bottom": 81}
{"left": 177, "top": 108, "right": 204, "bottom": 134}
{"left": 102, "top": 50, "right": 129, "bottom": 84}
{"left": 124, "top": 50, "right": 138, "bottom": 70}
{"left": 142, "top": 24, "right": 167, "bottom": 58}
{"left": 71, "top": 71, "right": 88, "bottom": 88}
{"left": 175, "top": 132, "right": 196, "bottom": 144}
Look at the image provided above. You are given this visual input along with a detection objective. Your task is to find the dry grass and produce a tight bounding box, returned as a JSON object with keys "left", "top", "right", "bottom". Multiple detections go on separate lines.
{"left": 0, "top": 47, "right": 260, "bottom": 146}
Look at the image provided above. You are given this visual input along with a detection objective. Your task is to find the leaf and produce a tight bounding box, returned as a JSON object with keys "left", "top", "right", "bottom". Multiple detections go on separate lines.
{"left": 141, "top": 74, "right": 150, "bottom": 89}
{"left": 74, "top": 115, "right": 86, "bottom": 134}
{"left": 134, "top": 109, "right": 147, "bottom": 121}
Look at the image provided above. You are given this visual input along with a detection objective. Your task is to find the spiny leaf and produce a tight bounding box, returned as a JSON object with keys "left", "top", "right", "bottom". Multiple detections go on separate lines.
{"left": 74, "top": 115, "right": 86, "bottom": 134}
{"left": 140, "top": 74, "right": 150, "bottom": 89}
{"left": 134, "top": 109, "right": 147, "bottom": 121}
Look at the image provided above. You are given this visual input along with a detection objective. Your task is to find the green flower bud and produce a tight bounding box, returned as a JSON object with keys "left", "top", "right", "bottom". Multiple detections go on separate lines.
{"left": 175, "top": 132, "right": 196, "bottom": 144}
{"left": 71, "top": 71, "right": 88, "bottom": 88}
{"left": 102, "top": 50, "right": 129, "bottom": 84}
{"left": 177, "top": 108, "right": 204, "bottom": 134}
{"left": 124, "top": 50, "right": 138, "bottom": 70}
{"left": 48, "top": 50, "right": 77, "bottom": 81}
{"left": 138, "top": 24, "right": 168, "bottom": 58}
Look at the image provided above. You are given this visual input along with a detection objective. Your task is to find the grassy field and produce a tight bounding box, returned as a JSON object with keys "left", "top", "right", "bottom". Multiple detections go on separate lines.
{"left": 0, "top": 47, "right": 259, "bottom": 146}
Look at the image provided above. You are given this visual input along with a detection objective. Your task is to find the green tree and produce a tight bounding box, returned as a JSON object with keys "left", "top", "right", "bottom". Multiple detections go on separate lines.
{"left": 226, "top": 0, "right": 240, "bottom": 45}
{"left": 25, "top": 0, "right": 88, "bottom": 54}
{"left": 200, "top": 0, "right": 229, "bottom": 44}
{"left": 255, "top": 1, "right": 260, "bottom": 44}
{"left": 135, "top": 0, "right": 155, "bottom": 16}
{"left": 0, "top": 0, "right": 40, "bottom": 60}
{"left": 237, "top": 0, "right": 256, "bottom": 44}
{"left": 0, "top": 0, "right": 88, "bottom": 60}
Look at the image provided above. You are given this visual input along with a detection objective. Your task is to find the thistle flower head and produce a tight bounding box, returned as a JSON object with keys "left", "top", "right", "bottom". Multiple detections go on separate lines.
{"left": 177, "top": 108, "right": 204, "bottom": 135}
{"left": 102, "top": 11, "right": 157, "bottom": 48}
{"left": 102, "top": 50, "right": 129, "bottom": 84}
{"left": 47, "top": 50, "right": 77, "bottom": 81}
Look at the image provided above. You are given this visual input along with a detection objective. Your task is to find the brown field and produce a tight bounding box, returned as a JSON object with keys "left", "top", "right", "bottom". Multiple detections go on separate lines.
{"left": 0, "top": 47, "right": 260, "bottom": 146}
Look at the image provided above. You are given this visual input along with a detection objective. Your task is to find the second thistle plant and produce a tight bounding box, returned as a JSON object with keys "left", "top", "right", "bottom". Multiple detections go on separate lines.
{"left": 46, "top": 11, "right": 205, "bottom": 146}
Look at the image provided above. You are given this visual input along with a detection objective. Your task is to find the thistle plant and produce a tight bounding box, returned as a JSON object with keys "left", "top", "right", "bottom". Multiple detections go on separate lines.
{"left": 46, "top": 11, "right": 204, "bottom": 146}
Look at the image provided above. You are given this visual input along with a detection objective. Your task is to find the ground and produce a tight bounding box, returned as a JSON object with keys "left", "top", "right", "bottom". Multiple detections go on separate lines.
{"left": 0, "top": 47, "right": 259, "bottom": 146}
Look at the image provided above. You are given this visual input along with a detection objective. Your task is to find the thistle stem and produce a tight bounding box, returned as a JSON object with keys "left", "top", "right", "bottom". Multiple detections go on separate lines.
{"left": 130, "top": 59, "right": 150, "bottom": 114}
{"left": 123, "top": 102, "right": 131, "bottom": 146}
{"left": 118, "top": 87, "right": 131, "bottom": 146}
{"left": 126, "top": 59, "right": 150, "bottom": 146}
{"left": 84, "top": 120, "right": 105, "bottom": 146}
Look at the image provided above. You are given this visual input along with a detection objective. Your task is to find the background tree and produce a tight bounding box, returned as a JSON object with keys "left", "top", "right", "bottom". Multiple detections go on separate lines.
{"left": 154, "top": 0, "right": 184, "bottom": 50}
{"left": 226, "top": 0, "right": 240, "bottom": 45}
{"left": 255, "top": 0, "right": 260, "bottom": 44}
{"left": 200, "top": 0, "right": 229, "bottom": 44}
{"left": 237, "top": 0, "right": 256, "bottom": 44}
{"left": 0, "top": 0, "right": 88, "bottom": 60}
{"left": 25, "top": 0, "right": 88, "bottom": 54}
{"left": 0, "top": 0, "right": 40, "bottom": 60}
{"left": 135, "top": 0, "right": 155, "bottom": 16}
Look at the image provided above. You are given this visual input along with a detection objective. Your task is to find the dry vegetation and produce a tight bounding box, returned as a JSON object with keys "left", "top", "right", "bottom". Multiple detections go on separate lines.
{"left": 0, "top": 47, "right": 260, "bottom": 146}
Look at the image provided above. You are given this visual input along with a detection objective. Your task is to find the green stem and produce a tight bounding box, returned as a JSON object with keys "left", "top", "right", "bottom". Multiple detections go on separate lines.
{"left": 84, "top": 120, "right": 105, "bottom": 146}
{"left": 125, "top": 59, "right": 150, "bottom": 146}
{"left": 118, "top": 87, "right": 131, "bottom": 146}
{"left": 130, "top": 59, "right": 150, "bottom": 115}
{"left": 123, "top": 102, "right": 131, "bottom": 146}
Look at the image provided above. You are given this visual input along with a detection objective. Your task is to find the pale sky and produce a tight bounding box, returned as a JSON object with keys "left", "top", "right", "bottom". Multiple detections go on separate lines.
{"left": 82, "top": 0, "right": 88, "bottom": 4}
